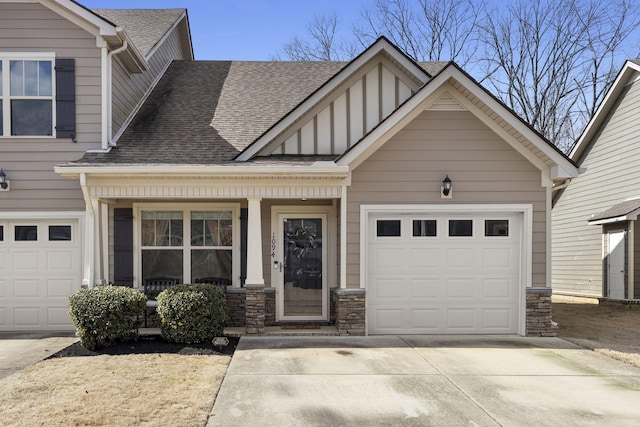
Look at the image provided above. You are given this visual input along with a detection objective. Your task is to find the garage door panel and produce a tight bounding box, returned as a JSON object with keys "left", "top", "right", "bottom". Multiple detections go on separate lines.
{"left": 47, "top": 251, "right": 75, "bottom": 270}
{"left": 374, "top": 309, "right": 404, "bottom": 329}
{"left": 482, "top": 247, "right": 515, "bottom": 268}
{"left": 482, "top": 308, "right": 514, "bottom": 329}
{"left": 482, "top": 278, "right": 515, "bottom": 298}
{"left": 14, "top": 307, "right": 40, "bottom": 327}
{"left": 48, "top": 307, "right": 73, "bottom": 327}
{"left": 373, "top": 247, "right": 404, "bottom": 270}
{"left": 446, "top": 278, "right": 475, "bottom": 298}
{"left": 410, "top": 278, "right": 439, "bottom": 298}
{"left": 48, "top": 279, "right": 74, "bottom": 297}
{"left": 14, "top": 279, "right": 40, "bottom": 297}
{"left": 410, "top": 309, "right": 439, "bottom": 329}
{"left": 373, "top": 278, "right": 404, "bottom": 298}
{"left": 367, "top": 211, "right": 522, "bottom": 335}
{"left": 446, "top": 309, "right": 475, "bottom": 329}
{"left": 408, "top": 247, "right": 440, "bottom": 269}
{"left": 445, "top": 248, "right": 476, "bottom": 269}
{"left": 12, "top": 251, "right": 41, "bottom": 270}
{"left": 0, "top": 279, "right": 5, "bottom": 298}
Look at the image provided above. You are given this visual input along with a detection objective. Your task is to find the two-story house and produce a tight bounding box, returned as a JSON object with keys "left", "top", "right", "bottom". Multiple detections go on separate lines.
{"left": 0, "top": 0, "right": 192, "bottom": 331}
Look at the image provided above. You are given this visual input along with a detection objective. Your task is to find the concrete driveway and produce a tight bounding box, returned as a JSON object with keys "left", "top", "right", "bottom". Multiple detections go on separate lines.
{"left": 209, "top": 335, "right": 640, "bottom": 426}
{"left": 0, "top": 333, "right": 78, "bottom": 380}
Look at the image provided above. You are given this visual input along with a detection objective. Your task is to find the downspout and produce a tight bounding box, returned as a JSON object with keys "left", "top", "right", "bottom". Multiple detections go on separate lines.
{"left": 106, "top": 39, "right": 128, "bottom": 148}
{"left": 80, "top": 173, "right": 95, "bottom": 288}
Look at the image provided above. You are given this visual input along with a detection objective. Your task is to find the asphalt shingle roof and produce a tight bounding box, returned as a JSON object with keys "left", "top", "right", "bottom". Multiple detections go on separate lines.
{"left": 92, "top": 9, "right": 185, "bottom": 57}
{"left": 589, "top": 198, "right": 640, "bottom": 222}
{"left": 74, "top": 59, "right": 447, "bottom": 166}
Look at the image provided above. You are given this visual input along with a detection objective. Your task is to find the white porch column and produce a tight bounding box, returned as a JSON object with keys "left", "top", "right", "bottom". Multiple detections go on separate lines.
{"left": 245, "top": 197, "right": 264, "bottom": 285}
{"left": 340, "top": 185, "right": 347, "bottom": 288}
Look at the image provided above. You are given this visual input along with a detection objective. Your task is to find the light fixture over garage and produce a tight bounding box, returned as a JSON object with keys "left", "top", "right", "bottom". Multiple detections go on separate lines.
{"left": 441, "top": 175, "right": 452, "bottom": 198}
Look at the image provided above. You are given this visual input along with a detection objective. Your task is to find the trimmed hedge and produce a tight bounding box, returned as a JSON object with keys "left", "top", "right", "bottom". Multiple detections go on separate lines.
{"left": 156, "top": 284, "right": 227, "bottom": 343}
{"left": 69, "top": 285, "right": 146, "bottom": 350}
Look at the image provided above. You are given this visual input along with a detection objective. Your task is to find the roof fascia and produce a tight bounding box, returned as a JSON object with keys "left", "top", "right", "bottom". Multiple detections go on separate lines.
{"left": 337, "top": 65, "right": 578, "bottom": 180}
{"left": 234, "top": 37, "right": 430, "bottom": 162}
{"left": 38, "top": 0, "right": 117, "bottom": 37}
{"left": 570, "top": 60, "right": 640, "bottom": 162}
{"left": 54, "top": 163, "right": 351, "bottom": 179}
{"left": 38, "top": 0, "right": 148, "bottom": 72}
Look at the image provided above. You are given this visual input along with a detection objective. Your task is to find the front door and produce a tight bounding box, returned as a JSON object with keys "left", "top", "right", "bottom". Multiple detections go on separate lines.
{"left": 275, "top": 213, "right": 327, "bottom": 321}
{"left": 608, "top": 231, "right": 626, "bottom": 300}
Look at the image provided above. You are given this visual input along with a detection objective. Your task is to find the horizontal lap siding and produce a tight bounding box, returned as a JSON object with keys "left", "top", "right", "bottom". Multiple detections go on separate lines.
{"left": 112, "top": 28, "right": 187, "bottom": 136}
{"left": 552, "top": 80, "right": 640, "bottom": 297}
{"left": 0, "top": 3, "right": 101, "bottom": 211}
{"left": 347, "top": 110, "right": 546, "bottom": 288}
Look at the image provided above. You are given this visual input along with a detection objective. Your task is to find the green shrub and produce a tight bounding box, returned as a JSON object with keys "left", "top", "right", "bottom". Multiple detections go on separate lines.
{"left": 69, "top": 285, "right": 146, "bottom": 350}
{"left": 156, "top": 284, "right": 227, "bottom": 343}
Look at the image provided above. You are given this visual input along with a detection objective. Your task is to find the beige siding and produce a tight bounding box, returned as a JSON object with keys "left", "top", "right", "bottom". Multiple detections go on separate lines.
{"left": 0, "top": 2, "right": 101, "bottom": 211}
{"left": 111, "top": 26, "right": 187, "bottom": 136}
{"left": 552, "top": 79, "right": 640, "bottom": 297}
{"left": 347, "top": 110, "right": 547, "bottom": 288}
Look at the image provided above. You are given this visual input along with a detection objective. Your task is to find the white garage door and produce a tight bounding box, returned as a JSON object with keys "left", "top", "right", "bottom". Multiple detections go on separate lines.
{"left": 0, "top": 219, "right": 81, "bottom": 331}
{"left": 367, "top": 212, "right": 522, "bottom": 334}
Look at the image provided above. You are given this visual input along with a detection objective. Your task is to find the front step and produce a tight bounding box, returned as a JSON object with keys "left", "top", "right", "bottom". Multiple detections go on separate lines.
{"left": 224, "top": 325, "right": 339, "bottom": 337}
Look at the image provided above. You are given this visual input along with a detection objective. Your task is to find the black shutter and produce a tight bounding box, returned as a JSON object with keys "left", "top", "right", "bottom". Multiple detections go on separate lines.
{"left": 114, "top": 208, "right": 134, "bottom": 287}
{"left": 55, "top": 58, "right": 75, "bottom": 139}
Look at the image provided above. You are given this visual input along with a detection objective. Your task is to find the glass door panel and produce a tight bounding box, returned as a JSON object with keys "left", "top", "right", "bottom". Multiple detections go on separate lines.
{"left": 283, "top": 218, "right": 323, "bottom": 317}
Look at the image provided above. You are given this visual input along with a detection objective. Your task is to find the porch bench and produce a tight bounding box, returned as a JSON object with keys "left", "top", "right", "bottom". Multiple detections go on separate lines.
{"left": 143, "top": 278, "right": 178, "bottom": 327}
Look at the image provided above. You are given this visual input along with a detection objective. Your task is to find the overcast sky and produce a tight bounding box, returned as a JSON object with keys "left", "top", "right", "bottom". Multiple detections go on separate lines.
{"left": 79, "top": 0, "right": 375, "bottom": 60}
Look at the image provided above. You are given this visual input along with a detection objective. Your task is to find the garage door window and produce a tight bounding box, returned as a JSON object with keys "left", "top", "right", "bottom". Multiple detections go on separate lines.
{"left": 485, "top": 220, "right": 509, "bottom": 237}
{"left": 15, "top": 225, "right": 37, "bottom": 241}
{"left": 413, "top": 219, "right": 437, "bottom": 237}
{"left": 49, "top": 225, "right": 71, "bottom": 241}
{"left": 0, "top": 225, "right": 3, "bottom": 241}
{"left": 376, "top": 220, "right": 401, "bottom": 237}
{"left": 449, "top": 219, "right": 472, "bottom": 237}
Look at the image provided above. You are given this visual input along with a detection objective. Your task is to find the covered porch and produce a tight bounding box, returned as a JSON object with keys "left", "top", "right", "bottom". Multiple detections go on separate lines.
{"left": 61, "top": 164, "right": 365, "bottom": 335}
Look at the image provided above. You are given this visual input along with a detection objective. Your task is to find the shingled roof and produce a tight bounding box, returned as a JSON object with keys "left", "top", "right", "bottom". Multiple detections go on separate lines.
{"left": 92, "top": 9, "right": 186, "bottom": 57}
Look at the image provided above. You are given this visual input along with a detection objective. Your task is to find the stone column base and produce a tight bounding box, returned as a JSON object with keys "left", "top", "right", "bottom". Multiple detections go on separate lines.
{"left": 331, "top": 288, "right": 366, "bottom": 336}
{"left": 245, "top": 284, "right": 265, "bottom": 334}
{"left": 526, "top": 287, "right": 556, "bottom": 337}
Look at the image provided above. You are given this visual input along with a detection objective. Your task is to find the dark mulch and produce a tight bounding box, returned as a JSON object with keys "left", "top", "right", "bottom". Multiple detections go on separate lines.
{"left": 47, "top": 335, "right": 239, "bottom": 359}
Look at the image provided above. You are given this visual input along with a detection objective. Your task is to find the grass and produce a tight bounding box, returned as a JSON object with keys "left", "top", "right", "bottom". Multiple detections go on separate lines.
{"left": 0, "top": 351, "right": 230, "bottom": 426}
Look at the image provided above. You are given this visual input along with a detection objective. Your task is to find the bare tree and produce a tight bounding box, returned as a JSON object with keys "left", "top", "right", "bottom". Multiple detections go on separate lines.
{"left": 278, "top": 0, "right": 640, "bottom": 152}
{"left": 478, "top": 0, "right": 639, "bottom": 151}
{"left": 354, "top": 0, "right": 481, "bottom": 65}
{"left": 280, "top": 13, "right": 357, "bottom": 61}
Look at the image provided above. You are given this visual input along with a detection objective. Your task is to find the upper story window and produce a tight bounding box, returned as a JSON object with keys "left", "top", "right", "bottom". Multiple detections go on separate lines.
{"left": 0, "top": 54, "right": 75, "bottom": 139}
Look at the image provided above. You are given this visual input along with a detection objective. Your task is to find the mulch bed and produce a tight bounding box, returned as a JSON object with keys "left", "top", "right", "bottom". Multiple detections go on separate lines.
{"left": 47, "top": 335, "right": 239, "bottom": 358}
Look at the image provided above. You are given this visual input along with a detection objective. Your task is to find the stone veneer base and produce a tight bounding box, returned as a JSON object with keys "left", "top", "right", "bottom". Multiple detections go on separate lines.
{"left": 527, "top": 287, "right": 556, "bottom": 337}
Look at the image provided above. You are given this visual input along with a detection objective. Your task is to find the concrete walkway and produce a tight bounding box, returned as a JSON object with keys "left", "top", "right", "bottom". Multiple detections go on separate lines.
{"left": 209, "top": 335, "right": 640, "bottom": 426}
{"left": 0, "top": 332, "right": 78, "bottom": 380}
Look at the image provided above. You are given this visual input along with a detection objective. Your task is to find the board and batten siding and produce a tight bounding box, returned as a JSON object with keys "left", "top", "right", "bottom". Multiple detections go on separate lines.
{"left": 111, "top": 26, "right": 188, "bottom": 136}
{"left": 552, "top": 79, "right": 640, "bottom": 297}
{"left": 0, "top": 2, "right": 101, "bottom": 211}
{"left": 266, "top": 60, "right": 416, "bottom": 156}
{"left": 347, "top": 110, "right": 547, "bottom": 288}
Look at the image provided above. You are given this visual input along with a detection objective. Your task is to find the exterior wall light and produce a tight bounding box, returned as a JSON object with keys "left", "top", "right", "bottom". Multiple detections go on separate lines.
{"left": 441, "top": 175, "right": 452, "bottom": 198}
{"left": 0, "top": 169, "right": 9, "bottom": 191}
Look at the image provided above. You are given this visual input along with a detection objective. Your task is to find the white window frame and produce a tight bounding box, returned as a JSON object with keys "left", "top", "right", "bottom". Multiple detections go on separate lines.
{"left": 133, "top": 203, "right": 241, "bottom": 288}
{"left": 0, "top": 52, "right": 56, "bottom": 138}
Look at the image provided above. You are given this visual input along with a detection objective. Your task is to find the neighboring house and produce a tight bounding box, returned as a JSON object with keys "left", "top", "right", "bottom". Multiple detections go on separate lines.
{"left": 51, "top": 30, "right": 578, "bottom": 336}
{"left": 0, "top": 0, "right": 193, "bottom": 331}
{"left": 552, "top": 60, "right": 640, "bottom": 301}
